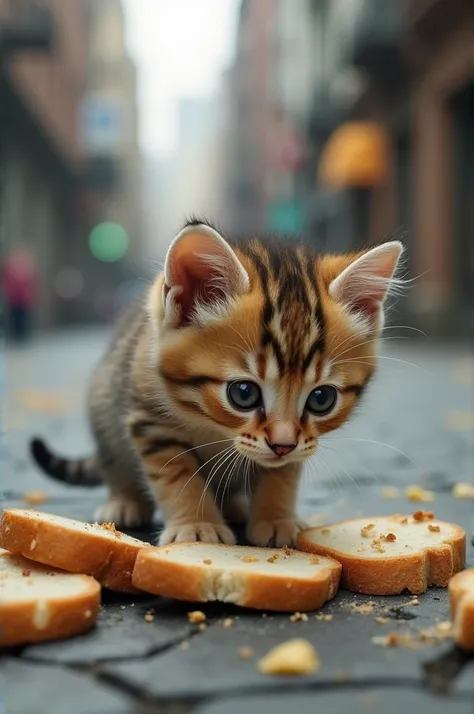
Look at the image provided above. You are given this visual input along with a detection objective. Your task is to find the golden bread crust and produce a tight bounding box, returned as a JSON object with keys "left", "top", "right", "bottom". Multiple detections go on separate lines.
{"left": 449, "top": 568, "right": 474, "bottom": 650}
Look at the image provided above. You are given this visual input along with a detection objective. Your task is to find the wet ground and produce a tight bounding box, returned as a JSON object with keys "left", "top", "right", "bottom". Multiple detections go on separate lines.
{"left": 1, "top": 327, "right": 474, "bottom": 714}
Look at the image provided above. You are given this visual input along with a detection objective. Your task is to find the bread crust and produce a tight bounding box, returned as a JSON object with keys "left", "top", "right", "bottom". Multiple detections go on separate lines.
{"left": 0, "top": 551, "right": 100, "bottom": 647}
{"left": 297, "top": 517, "right": 466, "bottom": 596}
{"left": 449, "top": 569, "right": 474, "bottom": 651}
{"left": 132, "top": 543, "right": 341, "bottom": 612}
{"left": 0, "top": 509, "right": 151, "bottom": 593}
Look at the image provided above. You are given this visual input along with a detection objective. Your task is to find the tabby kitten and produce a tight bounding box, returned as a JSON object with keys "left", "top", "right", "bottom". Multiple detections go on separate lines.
{"left": 31, "top": 220, "right": 403, "bottom": 546}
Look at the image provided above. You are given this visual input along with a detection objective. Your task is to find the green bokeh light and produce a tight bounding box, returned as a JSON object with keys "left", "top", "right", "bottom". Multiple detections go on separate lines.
{"left": 89, "top": 222, "right": 129, "bottom": 262}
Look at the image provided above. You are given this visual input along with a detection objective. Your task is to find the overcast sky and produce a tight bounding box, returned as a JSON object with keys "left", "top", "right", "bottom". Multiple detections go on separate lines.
{"left": 122, "top": 0, "right": 240, "bottom": 158}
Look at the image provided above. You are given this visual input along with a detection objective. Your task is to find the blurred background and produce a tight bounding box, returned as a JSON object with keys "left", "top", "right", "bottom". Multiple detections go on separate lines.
{"left": 1, "top": 0, "right": 473, "bottom": 339}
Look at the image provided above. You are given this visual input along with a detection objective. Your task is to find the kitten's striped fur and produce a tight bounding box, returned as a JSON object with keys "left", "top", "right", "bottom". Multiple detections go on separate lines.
{"left": 31, "top": 220, "right": 403, "bottom": 546}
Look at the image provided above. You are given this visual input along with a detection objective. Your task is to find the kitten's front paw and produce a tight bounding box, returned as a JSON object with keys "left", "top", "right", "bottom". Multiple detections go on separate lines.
{"left": 159, "top": 521, "right": 236, "bottom": 545}
{"left": 246, "top": 518, "right": 307, "bottom": 548}
{"left": 95, "top": 499, "right": 154, "bottom": 529}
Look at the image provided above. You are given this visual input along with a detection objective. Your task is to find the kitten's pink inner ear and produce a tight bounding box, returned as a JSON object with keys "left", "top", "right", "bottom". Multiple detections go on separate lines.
{"left": 164, "top": 226, "right": 249, "bottom": 326}
{"left": 329, "top": 241, "right": 403, "bottom": 320}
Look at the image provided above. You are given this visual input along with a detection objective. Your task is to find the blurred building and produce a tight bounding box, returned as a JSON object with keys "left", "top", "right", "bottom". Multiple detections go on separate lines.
{"left": 1, "top": 0, "right": 88, "bottom": 327}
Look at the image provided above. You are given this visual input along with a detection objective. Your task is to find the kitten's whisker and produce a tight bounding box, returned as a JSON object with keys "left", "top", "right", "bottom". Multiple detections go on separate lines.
{"left": 156, "top": 438, "right": 234, "bottom": 475}
{"left": 331, "top": 334, "right": 406, "bottom": 362}
{"left": 217, "top": 451, "right": 241, "bottom": 515}
{"left": 323, "top": 436, "right": 419, "bottom": 469}
{"left": 174, "top": 446, "right": 234, "bottom": 505}
{"left": 317, "top": 444, "right": 363, "bottom": 497}
{"left": 221, "top": 453, "right": 244, "bottom": 516}
{"left": 226, "top": 324, "right": 254, "bottom": 355}
{"left": 332, "top": 355, "right": 433, "bottom": 376}
{"left": 198, "top": 447, "right": 236, "bottom": 517}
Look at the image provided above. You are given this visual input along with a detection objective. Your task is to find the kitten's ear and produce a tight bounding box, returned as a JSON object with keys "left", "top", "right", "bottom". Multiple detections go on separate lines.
{"left": 328, "top": 241, "right": 403, "bottom": 329}
{"left": 159, "top": 223, "right": 250, "bottom": 327}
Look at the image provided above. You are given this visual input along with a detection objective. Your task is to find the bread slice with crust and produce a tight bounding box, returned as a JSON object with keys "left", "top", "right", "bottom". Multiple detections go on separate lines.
{"left": 132, "top": 542, "right": 341, "bottom": 612}
{"left": 0, "top": 548, "right": 100, "bottom": 647}
{"left": 449, "top": 568, "right": 474, "bottom": 650}
{"left": 0, "top": 508, "right": 151, "bottom": 593}
{"left": 297, "top": 513, "right": 466, "bottom": 596}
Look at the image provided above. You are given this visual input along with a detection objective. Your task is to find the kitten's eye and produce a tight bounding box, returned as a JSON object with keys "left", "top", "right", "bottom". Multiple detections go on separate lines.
{"left": 227, "top": 381, "right": 262, "bottom": 411}
{"left": 305, "top": 386, "right": 338, "bottom": 416}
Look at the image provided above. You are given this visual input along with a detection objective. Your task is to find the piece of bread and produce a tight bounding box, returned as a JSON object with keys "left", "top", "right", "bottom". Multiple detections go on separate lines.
{"left": 0, "top": 548, "right": 100, "bottom": 647}
{"left": 297, "top": 513, "right": 466, "bottom": 596}
{"left": 132, "top": 542, "right": 341, "bottom": 612}
{"left": 449, "top": 568, "right": 474, "bottom": 651}
{"left": 0, "top": 508, "right": 151, "bottom": 593}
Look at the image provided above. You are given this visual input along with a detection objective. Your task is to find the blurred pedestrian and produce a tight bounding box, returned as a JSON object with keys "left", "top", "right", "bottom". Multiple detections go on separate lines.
{"left": 1, "top": 245, "right": 39, "bottom": 343}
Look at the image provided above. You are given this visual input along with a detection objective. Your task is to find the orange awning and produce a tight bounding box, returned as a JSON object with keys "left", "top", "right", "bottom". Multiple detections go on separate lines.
{"left": 318, "top": 122, "right": 390, "bottom": 190}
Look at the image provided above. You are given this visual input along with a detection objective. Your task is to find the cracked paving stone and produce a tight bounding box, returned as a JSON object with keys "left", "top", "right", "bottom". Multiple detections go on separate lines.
{"left": 1, "top": 658, "right": 136, "bottom": 714}
{"left": 21, "top": 598, "right": 193, "bottom": 663}
{"left": 193, "top": 688, "right": 473, "bottom": 714}
{"left": 99, "top": 587, "right": 472, "bottom": 701}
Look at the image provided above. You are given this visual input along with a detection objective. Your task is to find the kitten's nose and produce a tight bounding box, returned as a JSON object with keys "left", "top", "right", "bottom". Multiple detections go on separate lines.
{"left": 265, "top": 440, "right": 297, "bottom": 457}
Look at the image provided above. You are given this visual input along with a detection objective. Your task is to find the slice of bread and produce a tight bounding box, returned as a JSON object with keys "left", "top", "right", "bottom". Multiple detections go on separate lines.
{"left": 132, "top": 542, "right": 341, "bottom": 612}
{"left": 449, "top": 568, "right": 474, "bottom": 651}
{"left": 297, "top": 513, "right": 466, "bottom": 596}
{"left": 0, "top": 508, "right": 151, "bottom": 593}
{"left": 0, "top": 548, "right": 100, "bottom": 647}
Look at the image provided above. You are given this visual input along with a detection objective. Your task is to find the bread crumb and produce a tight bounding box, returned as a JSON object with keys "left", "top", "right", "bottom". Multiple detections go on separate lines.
{"left": 315, "top": 614, "right": 333, "bottom": 622}
{"left": 222, "top": 618, "right": 234, "bottom": 628}
{"left": 382, "top": 486, "right": 400, "bottom": 499}
{"left": 381, "top": 532, "right": 396, "bottom": 542}
{"left": 413, "top": 510, "right": 435, "bottom": 522}
{"left": 361, "top": 524, "right": 376, "bottom": 538}
{"left": 400, "top": 517, "right": 408, "bottom": 525}
{"left": 290, "top": 611, "right": 309, "bottom": 622}
{"left": 348, "top": 601, "right": 376, "bottom": 614}
{"left": 436, "top": 621, "right": 452, "bottom": 635}
{"left": 188, "top": 610, "right": 206, "bottom": 624}
{"left": 30, "top": 539, "right": 36, "bottom": 551}
{"left": 198, "top": 623, "right": 207, "bottom": 632}
{"left": 405, "top": 486, "right": 435, "bottom": 502}
{"left": 144, "top": 611, "right": 154, "bottom": 623}
{"left": 375, "top": 617, "right": 389, "bottom": 624}
{"left": 99, "top": 521, "right": 122, "bottom": 538}
{"left": 267, "top": 554, "right": 279, "bottom": 563}
{"left": 283, "top": 545, "right": 293, "bottom": 555}
{"left": 407, "top": 598, "right": 420, "bottom": 606}
{"left": 180, "top": 641, "right": 190, "bottom": 650}
{"left": 321, "top": 528, "right": 330, "bottom": 535}
{"left": 23, "top": 491, "right": 48, "bottom": 506}
{"left": 309, "top": 556, "right": 320, "bottom": 565}
{"left": 370, "top": 539, "right": 385, "bottom": 553}
{"left": 203, "top": 559, "right": 212, "bottom": 564}
{"left": 239, "top": 646, "right": 254, "bottom": 660}
{"left": 428, "top": 524, "right": 440, "bottom": 533}
{"left": 258, "top": 639, "right": 319, "bottom": 676}
{"left": 452, "top": 482, "right": 474, "bottom": 499}
{"left": 21, "top": 568, "right": 31, "bottom": 577}
{"left": 241, "top": 555, "right": 259, "bottom": 563}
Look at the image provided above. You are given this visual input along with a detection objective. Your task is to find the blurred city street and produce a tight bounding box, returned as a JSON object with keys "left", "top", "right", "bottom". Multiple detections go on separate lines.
{"left": 2, "top": 328, "right": 474, "bottom": 713}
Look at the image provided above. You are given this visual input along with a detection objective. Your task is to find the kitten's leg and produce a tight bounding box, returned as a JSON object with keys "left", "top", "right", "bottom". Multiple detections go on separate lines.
{"left": 246, "top": 465, "right": 307, "bottom": 547}
{"left": 130, "top": 429, "right": 235, "bottom": 545}
{"left": 94, "top": 454, "right": 155, "bottom": 529}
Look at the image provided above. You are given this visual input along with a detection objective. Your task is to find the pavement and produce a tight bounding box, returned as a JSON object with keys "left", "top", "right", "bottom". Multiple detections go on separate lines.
{"left": 1, "top": 327, "right": 474, "bottom": 714}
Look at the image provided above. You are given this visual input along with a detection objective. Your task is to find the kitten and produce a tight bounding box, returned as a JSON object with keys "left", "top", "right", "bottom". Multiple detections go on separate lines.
{"left": 30, "top": 220, "right": 403, "bottom": 547}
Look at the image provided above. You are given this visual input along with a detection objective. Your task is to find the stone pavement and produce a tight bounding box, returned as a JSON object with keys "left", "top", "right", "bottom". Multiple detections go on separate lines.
{"left": 1, "top": 328, "right": 473, "bottom": 714}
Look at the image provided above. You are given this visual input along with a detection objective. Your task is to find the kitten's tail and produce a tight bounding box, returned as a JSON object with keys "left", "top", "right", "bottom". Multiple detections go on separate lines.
{"left": 30, "top": 438, "right": 103, "bottom": 487}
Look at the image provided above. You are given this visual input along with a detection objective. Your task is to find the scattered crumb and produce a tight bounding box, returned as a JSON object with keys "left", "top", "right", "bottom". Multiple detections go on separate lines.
{"left": 290, "top": 611, "right": 309, "bottom": 622}
{"left": 348, "top": 601, "right": 376, "bottom": 614}
{"left": 267, "top": 554, "right": 279, "bottom": 563}
{"left": 375, "top": 617, "right": 389, "bottom": 624}
{"left": 203, "top": 559, "right": 212, "bottom": 565}
{"left": 413, "top": 510, "right": 435, "bottom": 522}
{"left": 188, "top": 610, "right": 206, "bottom": 624}
{"left": 310, "top": 556, "right": 320, "bottom": 565}
{"left": 99, "top": 521, "right": 122, "bottom": 537}
{"left": 452, "top": 482, "right": 474, "bottom": 499}
{"left": 180, "top": 641, "right": 190, "bottom": 650}
{"left": 373, "top": 622, "right": 453, "bottom": 649}
{"left": 361, "top": 523, "right": 376, "bottom": 538}
{"left": 258, "top": 639, "right": 319, "bottom": 676}
{"left": 400, "top": 517, "right": 408, "bottom": 525}
{"left": 382, "top": 486, "right": 400, "bottom": 499}
{"left": 283, "top": 545, "right": 293, "bottom": 556}
{"left": 381, "top": 533, "right": 397, "bottom": 542}
{"left": 370, "top": 539, "right": 385, "bottom": 553}
{"left": 198, "top": 623, "right": 207, "bottom": 632}
{"left": 30, "top": 539, "right": 36, "bottom": 551}
{"left": 405, "top": 486, "right": 435, "bottom": 503}
{"left": 407, "top": 598, "right": 420, "bottom": 606}
{"left": 321, "top": 528, "right": 330, "bottom": 535}
{"left": 315, "top": 614, "right": 333, "bottom": 622}
{"left": 144, "top": 611, "right": 154, "bottom": 623}
{"left": 23, "top": 491, "right": 48, "bottom": 506}
{"left": 21, "top": 568, "right": 31, "bottom": 577}
{"left": 241, "top": 555, "right": 259, "bottom": 563}
{"left": 222, "top": 618, "right": 234, "bottom": 628}
{"left": 428, "top": 524, "right": 440, "bottom": 533}
{"left": 436, "top": 621, "right": 452, "bottom": 635}
{"left": 239, "top": 646, "right": 254, "bottom": 660}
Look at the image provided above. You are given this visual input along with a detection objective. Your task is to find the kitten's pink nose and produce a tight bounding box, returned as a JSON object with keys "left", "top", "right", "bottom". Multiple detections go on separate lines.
{"left": 265, "top": 440, "right": 297, "bottom": 457}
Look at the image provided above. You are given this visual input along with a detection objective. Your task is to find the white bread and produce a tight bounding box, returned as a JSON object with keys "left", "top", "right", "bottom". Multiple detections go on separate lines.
{"left": 0, "top": 508, "right": 152, "bottom": 593}
{"left": 449, "top": 568, "right": 474, "bottom": 651}
{"left": 132, "top": 542, "right": 341, "bottom": 612}
{"left": 297, "top": 513, "right": 466, "bottom": 596}
{"left": 0, "top": 548, "right": 100, "bottom": 647}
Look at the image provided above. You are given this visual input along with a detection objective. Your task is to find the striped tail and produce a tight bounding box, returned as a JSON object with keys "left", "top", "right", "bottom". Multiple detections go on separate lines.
{"left": 30, "top": 438, "right": 103, "bottom": 487}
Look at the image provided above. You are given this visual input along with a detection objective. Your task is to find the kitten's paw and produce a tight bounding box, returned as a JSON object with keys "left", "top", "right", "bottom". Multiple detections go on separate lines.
{"left": 246, "top": 518, "right": 307, "bottom": 548}
{"left": 159, "top": 521, "right": 236, "bottom": 546}
{"left": 95, "top": 499, "right": 153, "bottom": 529}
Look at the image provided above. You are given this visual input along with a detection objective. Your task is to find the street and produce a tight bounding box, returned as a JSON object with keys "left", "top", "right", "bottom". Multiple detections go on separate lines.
{"left": 2, "top": 327, "right": 474, "bottom": 714}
